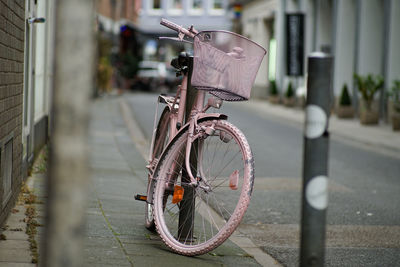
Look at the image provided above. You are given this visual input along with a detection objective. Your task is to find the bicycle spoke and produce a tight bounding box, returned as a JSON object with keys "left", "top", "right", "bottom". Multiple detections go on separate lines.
{"left": 210, "top": 191, "right": 232, "bottom": 220}
{"left": 154, "top": 120, "right": 254, "bottom": 255}
{"left": 209, "top": 151, "right": 241, "bottom": 186}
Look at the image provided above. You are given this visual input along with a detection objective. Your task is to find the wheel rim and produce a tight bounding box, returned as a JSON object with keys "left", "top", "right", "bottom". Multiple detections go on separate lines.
{"left": 154, "top": 121, "right": 252, "bottom": 252}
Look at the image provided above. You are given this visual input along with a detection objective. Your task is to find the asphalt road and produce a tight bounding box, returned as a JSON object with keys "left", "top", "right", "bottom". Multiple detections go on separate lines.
{"left": 125, "top": 92, "right": 400, "bottom": 267}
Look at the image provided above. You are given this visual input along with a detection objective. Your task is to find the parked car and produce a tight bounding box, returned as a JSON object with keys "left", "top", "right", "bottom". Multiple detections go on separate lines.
{"left": 134, "top": 61, "right": 181, "bottom": 92}
{"left": 133, "top": 61, "right": 168, "bottom": 91}
{"left": 165, "top": 65, "right": 181, "bottom": 91}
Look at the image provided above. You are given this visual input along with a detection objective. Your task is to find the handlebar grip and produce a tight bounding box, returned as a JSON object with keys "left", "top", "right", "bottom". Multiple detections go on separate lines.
{"left": 160, "top": 19, "right": 181, "bottom": 32}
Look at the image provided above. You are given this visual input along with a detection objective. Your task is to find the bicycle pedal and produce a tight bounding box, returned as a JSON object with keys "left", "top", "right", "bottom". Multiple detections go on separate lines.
{"left": 134, "top": 194, "right": 147, "bottom": 202}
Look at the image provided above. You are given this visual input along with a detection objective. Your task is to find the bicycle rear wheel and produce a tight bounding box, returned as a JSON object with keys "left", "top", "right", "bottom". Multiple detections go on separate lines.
{"left": 153, "top": 119, "right": 254, "bottom": 256}
{"left": 146, "top": 107, "right": 171, "bottom": 230}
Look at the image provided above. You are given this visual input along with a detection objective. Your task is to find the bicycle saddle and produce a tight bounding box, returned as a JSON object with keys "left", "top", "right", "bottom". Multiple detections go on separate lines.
{"left": 171, "top": 52, "right": 191, "bottom": 70}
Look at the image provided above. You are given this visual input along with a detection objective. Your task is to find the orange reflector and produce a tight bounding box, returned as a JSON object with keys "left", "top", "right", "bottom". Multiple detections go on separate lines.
{"left": 134, "top": 194, "right": 147, "bottom": 202}
{"left": 230, "top": 170, "right": 239, "bottom": 190}
{"left": 172, "top": 185, "right": 184, "bottom": 204}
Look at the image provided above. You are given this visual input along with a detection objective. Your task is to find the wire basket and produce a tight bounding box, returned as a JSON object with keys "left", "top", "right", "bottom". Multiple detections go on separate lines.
{"left": 191, "top": 31, "right": 266, "bottom": 101}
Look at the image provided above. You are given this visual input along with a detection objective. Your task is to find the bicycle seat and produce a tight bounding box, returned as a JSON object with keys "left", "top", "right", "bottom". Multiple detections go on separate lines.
{"left": 171, "top": 52, "right": 191, "bottom": 70}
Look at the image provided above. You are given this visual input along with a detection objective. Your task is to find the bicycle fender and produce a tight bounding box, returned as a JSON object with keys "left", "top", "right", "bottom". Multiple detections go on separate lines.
{"left": 147, "top": 113, "right": 228, "bottom": 204}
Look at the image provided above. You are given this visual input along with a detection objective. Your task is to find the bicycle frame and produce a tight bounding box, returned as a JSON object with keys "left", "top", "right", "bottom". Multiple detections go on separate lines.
{"left": 147, "top": 65, "right": 228, "bottom": 202}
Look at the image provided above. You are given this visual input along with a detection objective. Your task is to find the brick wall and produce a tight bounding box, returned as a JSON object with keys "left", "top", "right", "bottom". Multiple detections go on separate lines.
{"left": 0, "top": 0, "right": 25, "bottom": 226}
{"left": 97, "top": 0, "right": 139, "bottom": 23}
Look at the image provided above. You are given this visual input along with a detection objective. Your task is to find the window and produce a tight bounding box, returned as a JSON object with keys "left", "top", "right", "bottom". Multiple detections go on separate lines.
{"left": 210, "top": 0, "right": 225, "bottom": 15}
{"left": 189, "top": 0, "right": 203, "bottom": 15}
{"left": 168, "top": 0, "right": 183, "bottom": 15}
{"left": 153, "top": 0, "right": 161, "bottom": 9}
{"left": 149, "top": 0, "right": 162, "bottom": 15}
{"left": 170, "top": 0, "right": 182, "bottom": 9}
{"left": 212, "top": 0, "right": 223, "bottom": 9}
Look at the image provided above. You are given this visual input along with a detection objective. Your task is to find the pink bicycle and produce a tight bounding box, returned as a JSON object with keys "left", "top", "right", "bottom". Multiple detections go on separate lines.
{"left": 135, "top": 19, "right": 266, "bottom": 256}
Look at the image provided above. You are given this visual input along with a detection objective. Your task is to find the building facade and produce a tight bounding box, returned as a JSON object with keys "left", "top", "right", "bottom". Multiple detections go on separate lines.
{"left": 239, "top": 0, "right": 400, "bottom": 118}
{"left": 97, "top": 0, "right": 141, "bottom": 35}
{"left": 139, "top": 0, "right": 231, "bottom": 34}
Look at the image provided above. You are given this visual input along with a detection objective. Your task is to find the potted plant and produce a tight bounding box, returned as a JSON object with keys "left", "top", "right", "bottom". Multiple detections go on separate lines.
{"left": 354, "top": 73, "right": 384, "bottom": 125}
{"left": 268, "top": 80, "right": 280, "bottom": 104}
{"left": 336, "top": 83, "right": 354, "bottom": 118}
{"left": 95, "top": 36, "right": 113, "bottom": 96}
{"left": 388, "top": 80, "right": 400, "bottom": 131}
{"left": 117, "top": 51, "right": 140, "bottom": 90}
{"left": 283, "top": 81, "right": 295, "bottom": 107}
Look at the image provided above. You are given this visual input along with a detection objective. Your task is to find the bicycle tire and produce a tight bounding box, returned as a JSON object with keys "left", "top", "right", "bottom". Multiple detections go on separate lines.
{"left": 145, "top": 107, "right": 171, "bottom": 231}
{"left": 153, "top": 119, "right": 254, "bottom": 256}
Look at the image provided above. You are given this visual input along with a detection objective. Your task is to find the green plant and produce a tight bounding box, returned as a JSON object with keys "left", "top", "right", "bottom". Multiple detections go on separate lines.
{"left": 353, "top": 73, "right": 384, "bottom": 110}
{"left": 97, "top": 56, "right": 113, "bottom": 92}
{"left": 118, "top": 52, "right": 140, "bottom": 78}
{"left": 339, "top": 83, "right": 352, "bottom": 106}
{"left": 98, "top": 36, "right": 112, "bottom": 57}
{"left": 269, "top": 80, "right": 278, "bottom": 96}
{"left": 285, "top": 82, "right": 294, "bottom": 98}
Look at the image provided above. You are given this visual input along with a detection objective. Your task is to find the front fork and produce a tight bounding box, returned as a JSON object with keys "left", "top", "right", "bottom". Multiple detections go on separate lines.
{"left": 184, "top": 115, "right": 215, "bottom": 191}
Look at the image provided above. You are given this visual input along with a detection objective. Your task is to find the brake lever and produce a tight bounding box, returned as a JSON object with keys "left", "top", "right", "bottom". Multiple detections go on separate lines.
{"left": 159, "top": 37, "right": 193, "bottom": 44}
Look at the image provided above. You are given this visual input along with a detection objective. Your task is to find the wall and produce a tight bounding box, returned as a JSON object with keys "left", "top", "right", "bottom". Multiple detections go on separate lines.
{"left": 356, "top": 0, "right": 384, "bottom": 76}
{"left": 0, "top": 0, "right": 25, "bottom": 226}
{"left": 386, "top": 0, "right": 400, "bottom": 86}
{"left": 33, "top": 0, "right": 54, "bottom": 154}
{"left": 333, "top": 0, "right": 356, "bottom": 98}
{"left": 242, "top": 0, "right": 277, "bottom": 98}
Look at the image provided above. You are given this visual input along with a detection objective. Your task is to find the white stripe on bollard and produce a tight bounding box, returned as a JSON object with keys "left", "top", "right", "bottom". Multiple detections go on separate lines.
{"left": 305, "top": 105, "right": 327, "bottom": 139}
{"left": 306, "top": 175, "right": 328, "bottom": 210}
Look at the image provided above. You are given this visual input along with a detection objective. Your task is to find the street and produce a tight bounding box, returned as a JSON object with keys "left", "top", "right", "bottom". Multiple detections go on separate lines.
{"left": 125, "top": 91, "right": 400, "bottom": 267}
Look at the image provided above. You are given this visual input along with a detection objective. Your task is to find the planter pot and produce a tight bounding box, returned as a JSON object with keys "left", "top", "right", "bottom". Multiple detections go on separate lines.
{"left": 269, "top": 95, "right": 280, "bottom": 104}
{"left": 297, "top": 96, "right": 306, "bottom": 109}
{"left": 392, "top": 113, "right": 400, "bottom": 131}
{"left": 359, "top": 100, "right": 379, "bottom": 125}
{"left": 283, "top": 97, "right": 295, "bottom": 107}
{"left": 360, "top": 110, "right": 379, "bottom": 124}
{"left": 336, "top": 105, "right": 354, "bottom": 118}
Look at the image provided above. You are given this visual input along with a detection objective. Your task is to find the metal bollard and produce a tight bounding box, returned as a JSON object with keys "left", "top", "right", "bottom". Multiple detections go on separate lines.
{"left": 300, "top": 52, "right": 333, "bottom": 267}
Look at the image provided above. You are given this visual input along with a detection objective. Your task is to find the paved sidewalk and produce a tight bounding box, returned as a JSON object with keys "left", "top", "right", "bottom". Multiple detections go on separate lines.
{"left": 237, "top": 100, "right": 400, "bottom": 158}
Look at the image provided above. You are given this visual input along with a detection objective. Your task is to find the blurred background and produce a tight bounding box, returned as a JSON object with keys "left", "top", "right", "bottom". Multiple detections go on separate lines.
{"left": 1, "top": 0, "right": 400, "bottom": 266}
{"left": 94, "top": 0, "right": 399, "bottom": 116}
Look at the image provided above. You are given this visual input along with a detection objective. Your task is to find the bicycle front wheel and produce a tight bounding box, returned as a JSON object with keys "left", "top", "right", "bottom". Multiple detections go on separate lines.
{"left": 153, "top": 119, "right": 255, "bottom": 256}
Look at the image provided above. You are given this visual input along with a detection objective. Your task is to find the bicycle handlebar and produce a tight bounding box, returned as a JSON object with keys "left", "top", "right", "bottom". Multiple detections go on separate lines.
{"left": 160, "top": 18, "right": 197, "bottom": 38}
